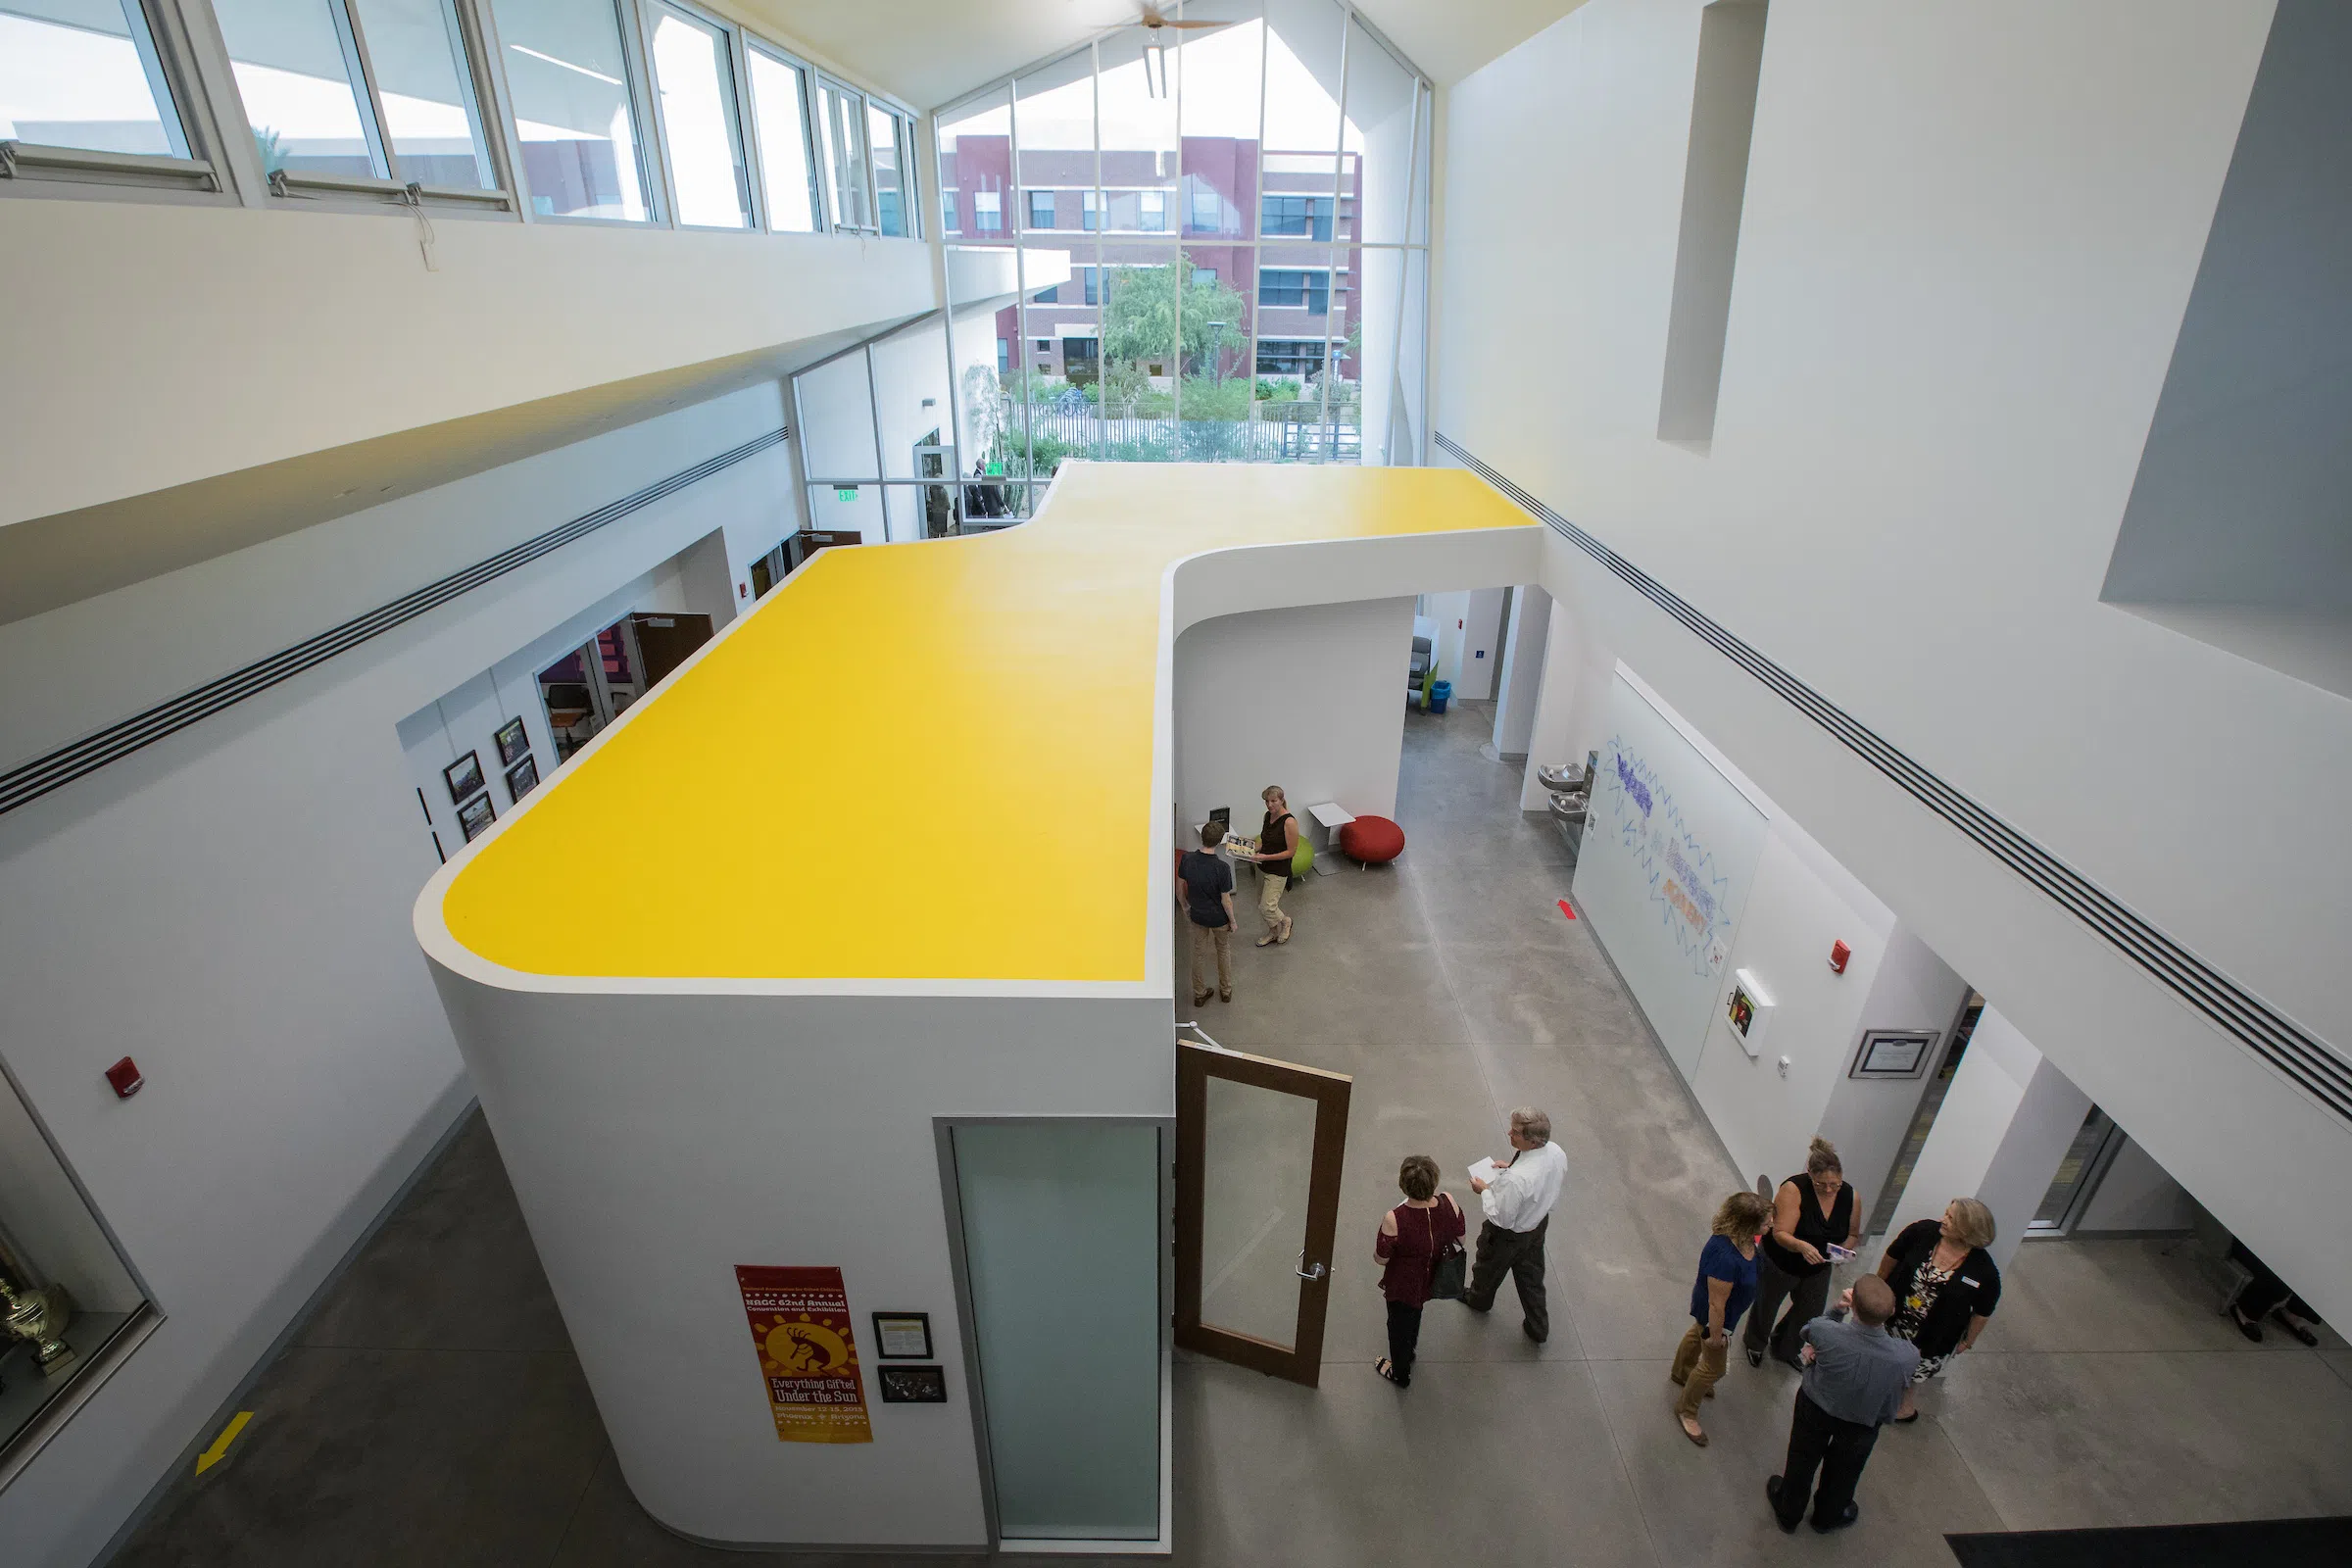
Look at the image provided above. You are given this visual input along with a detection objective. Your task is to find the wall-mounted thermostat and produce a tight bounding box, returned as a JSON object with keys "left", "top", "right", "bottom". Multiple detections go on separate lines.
{"left": 1726, "top": 969, "right": 1774, "bottom": 1058}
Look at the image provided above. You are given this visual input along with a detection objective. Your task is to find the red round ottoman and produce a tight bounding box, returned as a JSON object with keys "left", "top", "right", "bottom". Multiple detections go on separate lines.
{"left": 1340, "top": 815, "right": 1405, "bottom": 865}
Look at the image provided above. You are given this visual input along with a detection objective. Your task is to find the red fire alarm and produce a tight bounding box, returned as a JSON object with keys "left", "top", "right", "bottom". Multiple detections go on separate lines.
{"left": 1828, "top": 941, "right": 1851, "bottom": 975}
{"left": 738, "top": 581, "right": 749, "bottom": 599}
{"left": 105, "top": 1056, "right": 145, "bottom": 1099}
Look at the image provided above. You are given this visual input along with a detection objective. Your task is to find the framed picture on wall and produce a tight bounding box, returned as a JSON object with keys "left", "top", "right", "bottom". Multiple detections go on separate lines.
{"left": 875, "top": 1364, "right": 947, "bottom": 1404}
{"left": 505, "top": 755, "right": 539, "bottom": 803}
{"left": 443, "top": 751, "right": 485, "bottom": 805}
{"left": 494, "top": 717, "right": 530, "bottom": 767}
{"left": 457, "top": 793, "right": 496, "bottom": 842}
{"left": 1851, "top": 1029, "right": 1937, "bottom": 1080}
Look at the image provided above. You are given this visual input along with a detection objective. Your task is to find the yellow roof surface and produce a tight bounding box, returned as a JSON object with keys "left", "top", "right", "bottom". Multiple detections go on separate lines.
{"left": 438, "top": 462, "right": 1532, "bottom": 981}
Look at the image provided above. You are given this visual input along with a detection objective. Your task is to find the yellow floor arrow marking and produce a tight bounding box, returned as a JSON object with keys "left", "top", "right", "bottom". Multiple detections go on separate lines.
{"left": 195, "top": 1411, "right": 252, "bottom": 1475}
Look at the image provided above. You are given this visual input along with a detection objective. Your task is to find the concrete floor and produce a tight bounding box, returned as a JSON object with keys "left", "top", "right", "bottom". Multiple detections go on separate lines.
{"left": 115, "top": 701, "right": 2352, "bottom": 1565}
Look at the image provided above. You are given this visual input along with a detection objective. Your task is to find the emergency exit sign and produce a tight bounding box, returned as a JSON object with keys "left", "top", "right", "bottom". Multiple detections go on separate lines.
{"left": 835, "top": 486, "right": 858, "bottom": 502}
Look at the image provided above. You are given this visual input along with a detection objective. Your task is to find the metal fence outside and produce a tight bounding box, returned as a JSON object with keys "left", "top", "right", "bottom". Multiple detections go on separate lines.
{"left": 1004, "top": 409, "right": 1363, "bottom": 466}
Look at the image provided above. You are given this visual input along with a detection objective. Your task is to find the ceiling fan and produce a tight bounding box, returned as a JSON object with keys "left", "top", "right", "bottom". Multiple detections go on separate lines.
{"left": 1124, "top": 5, "right": 1228, "bottom": 98}
{"left": 1128, "top": 3, "right": 1225, "bottom": 31}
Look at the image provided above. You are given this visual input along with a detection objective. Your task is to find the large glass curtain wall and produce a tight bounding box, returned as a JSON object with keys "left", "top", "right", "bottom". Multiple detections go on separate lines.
{"left": 935, "top": 0, "right": 1431, "bottom": 513}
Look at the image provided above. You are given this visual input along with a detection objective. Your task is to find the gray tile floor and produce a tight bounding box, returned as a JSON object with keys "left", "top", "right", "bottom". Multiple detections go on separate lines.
{"left": 115, "top": 702, "right": 2352, "bottom": 1565}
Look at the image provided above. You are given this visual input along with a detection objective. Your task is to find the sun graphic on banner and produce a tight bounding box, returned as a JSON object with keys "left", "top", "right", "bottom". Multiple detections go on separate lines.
{"left": 763, "top": 1317, "right": 851, "bottom": 1376}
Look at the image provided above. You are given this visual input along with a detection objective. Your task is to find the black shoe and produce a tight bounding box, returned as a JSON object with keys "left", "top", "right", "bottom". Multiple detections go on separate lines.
{"left": 1812, "top": 1503, "right": 1859, "bottom": 1534}
{"left": 1764, "top": 1478, "right": 1797, "bottom": 1535}
{"left": 2227, "top": 1305, "right": 2265, "bottom": 1343}
{"left": 1522, "top": 1321, "right": 1547, "bottom": 1344}
{"left": 1744, "top": 1346, "right": 1763, "bottom": 1368}
{"left": 1461, "top": 1298, "right": 1492, "bottom": 1313}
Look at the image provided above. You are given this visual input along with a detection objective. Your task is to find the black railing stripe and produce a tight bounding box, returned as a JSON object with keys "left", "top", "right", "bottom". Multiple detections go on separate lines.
{"left": 1436, "top": 429, "right": 2352, "bottom": 1126}
{"left": 0, "top": 427, "right": 788, "bottom": 818}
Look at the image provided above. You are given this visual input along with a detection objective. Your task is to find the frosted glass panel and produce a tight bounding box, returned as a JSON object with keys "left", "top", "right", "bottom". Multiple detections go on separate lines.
{"left": 1199, "top": 1076, "right": 1315, "bottom": 1348}
{"left": 954, "top": 1122, "right": 1159, "bottom": 1542}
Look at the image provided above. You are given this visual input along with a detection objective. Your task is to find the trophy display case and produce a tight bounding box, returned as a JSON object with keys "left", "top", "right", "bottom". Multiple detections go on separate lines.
{"left": 0, "top": 1066, "right": 156, "bottom": 1488}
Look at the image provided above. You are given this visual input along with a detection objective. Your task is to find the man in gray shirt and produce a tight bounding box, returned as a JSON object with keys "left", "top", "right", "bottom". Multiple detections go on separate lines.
{"left": 1766, "top": 1273, "right": 1920, "bottom": 1533}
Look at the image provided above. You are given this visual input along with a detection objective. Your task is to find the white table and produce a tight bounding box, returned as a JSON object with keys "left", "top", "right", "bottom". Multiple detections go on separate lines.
{"left": 1305, "top": 802, "right": 1354, "bottom": 876}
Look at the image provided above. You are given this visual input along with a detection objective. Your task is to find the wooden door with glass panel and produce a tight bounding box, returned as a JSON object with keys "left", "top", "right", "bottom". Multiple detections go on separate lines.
{"left": 1174, "top": 1042, "right": 1350, "bottom": 1387}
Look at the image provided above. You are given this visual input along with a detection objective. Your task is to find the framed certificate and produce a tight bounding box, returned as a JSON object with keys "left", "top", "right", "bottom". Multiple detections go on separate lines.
{"left": 872, "top": 1311, "right": 932, "bottom": 1360}
{"left": 1851, "top": 1029, "right": 1937, "bottom": 1080}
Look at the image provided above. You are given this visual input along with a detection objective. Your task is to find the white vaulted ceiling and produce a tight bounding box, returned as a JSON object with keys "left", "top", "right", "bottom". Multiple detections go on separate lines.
{"left": 735, "top": 0, "right": 1593, "bottom": 107}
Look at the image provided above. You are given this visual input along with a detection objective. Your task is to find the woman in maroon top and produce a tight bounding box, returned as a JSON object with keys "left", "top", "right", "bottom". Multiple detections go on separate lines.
{"left": 1374, "top": 1154, "right": 1466, "bottom": 1388}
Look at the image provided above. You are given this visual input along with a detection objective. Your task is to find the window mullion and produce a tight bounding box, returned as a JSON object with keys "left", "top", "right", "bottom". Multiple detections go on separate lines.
{"left": 463, "top": 0, "right": 532, "bottom": 218}
{"left": 730, "top": 28, "right": 767, "bottom": 230}
{"left": 619, "top": 0, "right": 676, "bottom": 225}
{"left": 123, "top": 0, "right": 194, "bottom": 162}
{"left": 439, "top": 0, "right": 509, "bottom": 196}
{"left": 329, "top": 0, "right": 397, "bottom": 182}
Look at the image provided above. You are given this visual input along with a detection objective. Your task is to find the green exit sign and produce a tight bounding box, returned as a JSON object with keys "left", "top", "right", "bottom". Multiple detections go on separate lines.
{"left": 985, "top": 462, "right": 1004, "bottom": 476}
{"left": 835, "top": 486, "right": 858, "bottom": 502}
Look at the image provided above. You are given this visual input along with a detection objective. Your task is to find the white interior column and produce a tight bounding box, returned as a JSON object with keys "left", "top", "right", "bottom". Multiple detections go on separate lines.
{"left": 1886, "top": 1005, "right": 2092, "bottom": 1270}
{"left": 1491, "top": 583, "right": 1553, "bottom": 760}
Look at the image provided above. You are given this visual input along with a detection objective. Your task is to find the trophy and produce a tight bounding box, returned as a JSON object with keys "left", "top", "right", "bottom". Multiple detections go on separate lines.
{"left": 0, "top": 1269, "right": 76, "bottom": 1379}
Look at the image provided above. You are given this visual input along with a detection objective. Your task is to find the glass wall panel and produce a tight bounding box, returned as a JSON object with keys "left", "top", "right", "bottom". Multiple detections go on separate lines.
{"left": 814, "top": 77, "right": 868, "bottom": 229}
{"left": 1262, "top": 0, "right": 1344, "bottom": 151}
{"left": 940, "top": 84, "right": 1032, "bottom": 512}
{"left": 1175, "top": 6, "right": 1258, "bottom": 244}
{"left": 1014, "top": 45, "right": 1094, "bottom": 244}
{"left": 350, "top": 0, "right": 494, "bottom": 188}
{"left": 1096, "top": 241, "right": 1178, "bottom": 459}
{"left": 951, "top": 1122, "right": 1160, "bottom": 1543}
{"left": 1342, "top": 12, "right": 1419, "bottom": 243}
{"left": 747, "top": 46, "right": 817, "bottom": 230}
{"left": 491, "top": 0, "right": 651, "bottom": 220}
{"left": 938, "top": 89, "right": 1008, "bottom": 240}
{"left": 1255, "top": 236, "right": 1346, "bottom": 461}
{"left": 0, "top": 0, "right": 189, "bottom": 158}
{"left": 215, "top": 0, "right": 381, "bottom": 178}
{"left": 868, "top": 101, "right": 906, "bottom": 236}
{"left": 645, "top": 3, "right": 750, "bottom": 227}
{"left": 1096, "top": 28, "right": 1176, "bottom": 237}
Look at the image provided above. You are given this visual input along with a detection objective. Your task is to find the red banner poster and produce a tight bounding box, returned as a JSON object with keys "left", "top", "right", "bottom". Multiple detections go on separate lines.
{"left": 735, "top": 1265, "right": 871, "bottom": 1445}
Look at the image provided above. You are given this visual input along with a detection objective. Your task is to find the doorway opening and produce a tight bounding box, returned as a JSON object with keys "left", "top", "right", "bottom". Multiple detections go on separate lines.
{"left": 1867, "top": 991, "right": 1984, "bottom": 1237}
{"left": 536, "top": 612, "right": 712, "bottom": 763}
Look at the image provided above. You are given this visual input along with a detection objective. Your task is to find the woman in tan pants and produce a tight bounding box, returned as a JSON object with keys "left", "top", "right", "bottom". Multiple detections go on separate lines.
{"left": 1670, "top": 1191, "right": 1771, "bottom": 1446}
{"left": 1251, "top": 785, "right": 1299, "bottom": 946}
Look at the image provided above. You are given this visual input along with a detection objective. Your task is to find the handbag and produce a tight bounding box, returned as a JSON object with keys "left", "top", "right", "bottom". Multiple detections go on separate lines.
{"left": 1427, "top": 1198, "right": 1467, "bottom": 1300}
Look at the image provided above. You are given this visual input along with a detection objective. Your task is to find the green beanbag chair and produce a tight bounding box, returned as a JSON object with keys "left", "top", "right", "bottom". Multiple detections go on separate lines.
{"left": 1292, "top": 838, "right": 1314, "bottom": 878}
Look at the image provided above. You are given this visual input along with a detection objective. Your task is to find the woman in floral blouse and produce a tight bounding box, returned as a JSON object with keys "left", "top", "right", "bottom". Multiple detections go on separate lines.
{"left": 1876, "top": 1197, "right": 2002, "bottom": 1422}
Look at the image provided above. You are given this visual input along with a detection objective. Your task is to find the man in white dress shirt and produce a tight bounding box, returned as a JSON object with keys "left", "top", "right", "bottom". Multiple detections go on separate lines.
{"left": 1462, "top": 1106, "right": 1569, "bottom": 1342}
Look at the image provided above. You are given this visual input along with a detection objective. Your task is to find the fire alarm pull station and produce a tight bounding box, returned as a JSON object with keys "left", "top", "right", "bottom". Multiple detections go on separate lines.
{"left": 105, "top": 1057, "right": 145, "bottom": 1099}
{"left": 1829, "top": 940, "right": 1851, "bottom": 975}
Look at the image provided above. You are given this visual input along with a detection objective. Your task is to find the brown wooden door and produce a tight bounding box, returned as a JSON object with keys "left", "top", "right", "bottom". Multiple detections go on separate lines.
{"left": 1174, "top": 1042, "right": 1351, "bottom": 1387}
{"left": 629, "top": 612, "right": 713, "bottom": 689}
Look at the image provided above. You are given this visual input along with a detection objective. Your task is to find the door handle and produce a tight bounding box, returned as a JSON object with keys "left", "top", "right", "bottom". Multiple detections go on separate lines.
{"left": 1296, "top": 1252, "right": 1327, "bottom": 1282}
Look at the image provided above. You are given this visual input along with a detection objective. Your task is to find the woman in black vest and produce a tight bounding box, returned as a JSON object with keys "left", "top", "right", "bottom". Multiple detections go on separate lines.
{"left": 1250, "top": 785, "right": 1298, "bottom": 947}
{"left": 1742, "top": 1138, "right": 1863, "bottom": 1369}
{"left": 1876, "top": 1196, "right": 2001, "bottom": 1420}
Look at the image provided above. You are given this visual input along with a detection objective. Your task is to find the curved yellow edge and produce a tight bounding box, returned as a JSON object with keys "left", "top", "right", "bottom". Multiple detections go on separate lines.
{"left": 439, "top": 463, "right": 1532, "bottom": 981}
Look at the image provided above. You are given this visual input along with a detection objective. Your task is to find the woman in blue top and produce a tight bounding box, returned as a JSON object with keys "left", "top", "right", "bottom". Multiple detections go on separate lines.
{"left": 1670, "top": 1190, "right": 1771, "bottom": 1446}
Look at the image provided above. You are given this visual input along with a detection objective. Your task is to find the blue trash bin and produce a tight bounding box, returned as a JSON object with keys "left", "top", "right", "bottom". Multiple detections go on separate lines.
{"left": 1430, "top": 679, "right": 1452, "bottom": 714}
